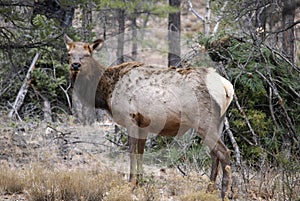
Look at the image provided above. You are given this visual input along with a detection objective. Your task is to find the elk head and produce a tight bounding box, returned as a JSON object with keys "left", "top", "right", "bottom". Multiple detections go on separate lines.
{"left": 64, "top": 34, "right": 104, "bottom": 83}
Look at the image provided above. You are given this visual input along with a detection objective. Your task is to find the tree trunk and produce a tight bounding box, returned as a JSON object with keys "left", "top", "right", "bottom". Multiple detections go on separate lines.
{"left": 82, "top": 0, "right": 93, "bottom": 41}
{"left": 117, "top": 9, "right": 125, "bottom": 64}
{"left": 281, "top": 0, "right": 295, "bottom": 64}
{"left": 168, "top": 0, "right": 181, "bottom": 67}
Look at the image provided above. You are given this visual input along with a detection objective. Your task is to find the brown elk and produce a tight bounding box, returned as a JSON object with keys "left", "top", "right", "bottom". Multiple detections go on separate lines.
{"left": 64, "top": 34, "right": 234, "bottom": 200}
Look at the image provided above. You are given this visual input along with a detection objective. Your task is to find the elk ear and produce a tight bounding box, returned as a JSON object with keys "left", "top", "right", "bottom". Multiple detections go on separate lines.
{"left": 64, "top": 34, "right": 73, "bottom": 50}
{"left": 90, "top": 39, "right": 104, "bottom": 51}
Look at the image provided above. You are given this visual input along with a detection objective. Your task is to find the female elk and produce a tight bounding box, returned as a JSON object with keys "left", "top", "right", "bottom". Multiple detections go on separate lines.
{"left": 64, "top": 35, "right": 234, "bottom": 200}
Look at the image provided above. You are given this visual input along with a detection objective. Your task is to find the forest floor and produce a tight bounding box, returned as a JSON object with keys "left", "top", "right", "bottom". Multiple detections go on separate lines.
{"left": 0, "top": 116, "right": 289, "bottom": 201}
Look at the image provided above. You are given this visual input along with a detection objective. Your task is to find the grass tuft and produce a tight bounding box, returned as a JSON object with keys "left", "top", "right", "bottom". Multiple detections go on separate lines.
{"left": 0, "top": 164, "right": 25, "bottom": 195}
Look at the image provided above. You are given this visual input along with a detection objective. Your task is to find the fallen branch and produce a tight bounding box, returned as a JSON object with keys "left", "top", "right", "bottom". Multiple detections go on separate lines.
{"left": 8, "top": 53, "right": 39, "bottom": 119}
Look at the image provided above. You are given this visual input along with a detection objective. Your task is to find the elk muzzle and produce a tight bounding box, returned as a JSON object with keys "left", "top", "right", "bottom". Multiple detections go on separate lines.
{"left": 71, "top": 62, "right": 81, "bottom": 71}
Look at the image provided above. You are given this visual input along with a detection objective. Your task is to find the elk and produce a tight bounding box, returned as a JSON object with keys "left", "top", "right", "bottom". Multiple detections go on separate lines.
{"left": 64, "top": 34, "right": 234, "bottom": 200}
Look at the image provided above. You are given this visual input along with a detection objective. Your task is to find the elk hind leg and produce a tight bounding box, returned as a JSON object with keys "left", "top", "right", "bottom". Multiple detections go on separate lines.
{"left": 207, "top": 151, "right": 219, "bottom": 192}
{"left": 214, "top": 139, "right": 232, "bottom": 200}
{"left": 129, "top": 136, "right": 138, "bottom": 184}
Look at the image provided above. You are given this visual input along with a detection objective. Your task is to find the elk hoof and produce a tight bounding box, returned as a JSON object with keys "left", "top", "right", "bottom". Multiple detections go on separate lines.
{"left": 225, "top": 165, "right": 233, "bottom": 200}
{"left": 206, "top": 181, "right": 216, "bottom": 193}
{"left": 225, "top": 165, "right": 231, "bottom": 173}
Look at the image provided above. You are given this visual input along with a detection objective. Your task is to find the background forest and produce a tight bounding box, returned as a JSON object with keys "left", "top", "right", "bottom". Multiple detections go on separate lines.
{"left": 0, "top": 0, "right": 299, "bottom": 201}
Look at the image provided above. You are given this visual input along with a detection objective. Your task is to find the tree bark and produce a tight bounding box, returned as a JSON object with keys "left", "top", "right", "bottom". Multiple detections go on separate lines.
{"left": 281, "top": 0, "right": 295, "bottom": 63}
{"left": 168, "top": 0, "right": 181, "bottom": 67}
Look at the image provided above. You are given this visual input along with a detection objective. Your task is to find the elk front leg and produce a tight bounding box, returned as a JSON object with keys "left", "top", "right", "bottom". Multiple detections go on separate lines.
{"left": 137, "top": 138, "right": 146, "bottom": 183}
{"left": 128, "top": 129, "right": 147, "bottom": 185}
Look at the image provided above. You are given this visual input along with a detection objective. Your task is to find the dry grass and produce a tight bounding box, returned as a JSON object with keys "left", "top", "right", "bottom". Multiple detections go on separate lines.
{"left": 0, "top": 164, "right": 25, "bottom": 195}
{"left": 0, "top": 162, "right": 224, "bottom": 201}
{"left": 180, "top": 191, "right": 221, "bottom": 201}
{"left": 0, "top": 163, "right": 128, "bottom": 201}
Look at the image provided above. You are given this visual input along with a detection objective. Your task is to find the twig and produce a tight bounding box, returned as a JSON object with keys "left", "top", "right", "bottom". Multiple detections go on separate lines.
{"left": 105, "top": 136, "right": 127, "bottom": 148}
{"left": 177, "top": 165, "right": 187, "bottom": 177}
{"left": 8, "top": 53, "right": 39, "bottom": 119}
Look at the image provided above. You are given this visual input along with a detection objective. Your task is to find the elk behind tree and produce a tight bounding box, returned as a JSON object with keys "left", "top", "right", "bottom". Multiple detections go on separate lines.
{"left": 64, "top": 35, "right": 234, "bottom": 200}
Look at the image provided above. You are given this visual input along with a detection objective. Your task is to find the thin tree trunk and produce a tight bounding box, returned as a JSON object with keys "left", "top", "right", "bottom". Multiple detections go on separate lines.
{"left": 131, "top": 11, "right": 138, "bottom": 60}
{"left": 168, "top": 0, "right": 181, "bottom": 67}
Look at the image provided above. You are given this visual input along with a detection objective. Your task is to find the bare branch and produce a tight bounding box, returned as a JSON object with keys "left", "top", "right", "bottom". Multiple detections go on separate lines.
{"left": 59, "top": 83, "right": 72, "bottom": 111}
{"left": 213, "top": 1, "right": 228, "bottom": 35}
{"left": 204, "top": 0, "right": 211, "bottom": 35}
{"left": 187, "top": 0, "right": 205, "bottom": 22}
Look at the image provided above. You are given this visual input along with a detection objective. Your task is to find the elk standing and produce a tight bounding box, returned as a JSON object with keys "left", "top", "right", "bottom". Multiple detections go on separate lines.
{"left": 64, "top": 35, "right": 234, "bottom": 200}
